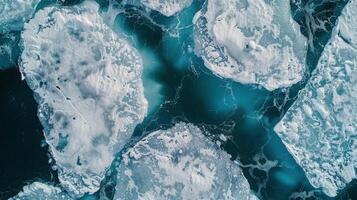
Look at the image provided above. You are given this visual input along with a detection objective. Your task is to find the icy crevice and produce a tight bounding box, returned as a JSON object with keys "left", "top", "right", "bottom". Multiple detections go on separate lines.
{"left": 9, "top": 182, "right": 72, "bottom": 200}
{"left": 0, "top": 0, "right": 40, "bottom": 33}
{"left": 114, "top": 122, "right": 258, "bottom": 200}
{"left": 193, "top": 0, "right": 307, "bottom": 91}
{"left": 274, "top": 0, "right": 357, "bottom": 196}
{"left": 20, "top": 1, "right": 148, "bottom": 197}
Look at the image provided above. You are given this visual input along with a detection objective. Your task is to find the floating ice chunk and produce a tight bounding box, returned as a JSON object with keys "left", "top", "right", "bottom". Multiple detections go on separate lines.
{"left": 139, "top": 0, "right": 193, "bottom": 16}
{"left": 114, "top": 123, "right": 257, "bottom": 200}
{"left": 121, "top": 0, "right": 192, "bottom": 17}
{"left": 274, "top": 0, "right": 357, "bottom": 196}
{"left": 193, "top": 0, "right": 307, "bottom": 91}
{"left": 20, "top": 1, "right": 148, "bottom": 197}
{"left": 0, "top": 0, "right": 40, "bottom": 33}
{"left": 10, "top": 182, "right": 72, "bottom": 200}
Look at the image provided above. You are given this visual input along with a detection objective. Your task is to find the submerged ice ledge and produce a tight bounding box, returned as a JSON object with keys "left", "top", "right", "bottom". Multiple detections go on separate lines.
{"left": 114, "top": 122, "right": 258, "bottom": 200}
{"left": 193, "top": 0, "right": 307, "bottom": 91}
{"left": 10, "top": 182, "right": 72, "bottom": 200}
{"left": 274, "top": 0, "right": 357, "bottom": 196}
{"left": 0, "top": 0, "right": 40, "bottom": 33}
{"left": 20, "top": 1, "right": 147, "bottom": 197}
{"left": 0, "top": 0, "right": 40, "bottom": 69}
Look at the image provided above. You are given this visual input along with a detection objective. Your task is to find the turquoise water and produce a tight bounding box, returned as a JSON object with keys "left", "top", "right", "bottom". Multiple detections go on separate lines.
{"left": 0, "top": 0, "right": 356, "bottom": 199}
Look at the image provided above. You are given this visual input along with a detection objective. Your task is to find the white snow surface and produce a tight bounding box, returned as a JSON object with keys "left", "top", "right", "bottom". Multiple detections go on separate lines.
{"left": 0, "top": 0, "right": 40, "bottom": 33}
{"left": 193, "top": 0, "right": 307, "bottom": 91}
{"left": 114, "top": 122, "right": 257, "bottom": 200}
{"left": 20, "top": 1, "right": 148, "bottom": 197}
{"left": 10, "top": 182, "right": 72, "bottom": 200}
{"left": 274, "top": 0, "right": 357, "bottom": 197}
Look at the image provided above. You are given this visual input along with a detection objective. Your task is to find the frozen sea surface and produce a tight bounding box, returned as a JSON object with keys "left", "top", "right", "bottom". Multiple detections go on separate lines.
{"left": 20, "top": 1, "right": 147, "bottom": 197}
{"left": 114, "top": 122, "right": 257, "bottom": 200}
{"left": 193, "top": 0, "right": 307, "bottom": 91}
{"left": 9, "top": 182, "right": 72, "bottom": 200}
{"left": 274, "top": 0, "right": 357, "bottom": 197}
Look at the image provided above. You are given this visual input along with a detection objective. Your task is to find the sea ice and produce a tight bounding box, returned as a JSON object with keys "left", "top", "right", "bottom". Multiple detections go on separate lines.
{"left": 0, "top": 0, "right": 40, "bottom": 33}
{"left": 274, "top": 0, "right": 357, "bottom": 196}
{"left": 9, "top": 182, "right": 72, "bottom": 200}
{"left": 123, "top": 0, "right": 193, "bottom": 17}
{"left": 20, "top": 1, "right": 148, "bottom": 197}
{"left": 114, "top": 122, "right": 257, "bottom": 200}
{"left": 193, "top": 0, "right": 307, "bottom": 91}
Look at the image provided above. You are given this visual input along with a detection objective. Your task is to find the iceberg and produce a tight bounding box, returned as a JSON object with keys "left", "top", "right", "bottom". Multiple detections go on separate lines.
{"left": 20, "top": 1, "right": 148, "bottom": 197}
{"left": 274, "top": 0, "right": 357, "bottom": 196}
{"left": 114, "top": 122, "right": 257, "bottom": 200}
{"left": 0, "top": 0, "right": 40, "bottom": 33}
{"left": 9, "top": 182, "right": 72, "bottom": 200}
{"left": 122, "top": 0, "right": 193, "bottom": 17}
{"left": 193, "top": 0, "right": 307, "bottom": 91}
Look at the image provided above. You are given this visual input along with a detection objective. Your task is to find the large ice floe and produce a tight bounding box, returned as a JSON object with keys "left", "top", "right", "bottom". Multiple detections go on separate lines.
{"left": 274, "top": 0, "right": 357, "bottom": 197}
{"left": 10, "top": 182, "right": 72, "bottom": 200}
{"left": 193, "top": 0, "right": 307, "bottom": 91}
{"left": 20, "top": 1, "right": 148, "bottom": 197}
{"left": 114, "top": 122, "right": 257, "bottom": 200}
{"left": 122, "top": 0, "right": 193, "bottom": 17}
{"left": 0, "top": 0, "right": 40, "bottom": 33}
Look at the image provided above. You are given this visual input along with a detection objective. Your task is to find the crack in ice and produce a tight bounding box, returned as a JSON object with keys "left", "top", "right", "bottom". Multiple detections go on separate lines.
{"left": 274, "top": 0, "right": 357, "bottom": 196}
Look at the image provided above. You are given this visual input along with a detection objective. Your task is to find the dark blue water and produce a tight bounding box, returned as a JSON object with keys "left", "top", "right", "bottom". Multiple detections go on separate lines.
{"left": 0, "top": 0, "right": 356, "bottom": 199}
{"left": 0, "top": 68, "right": 58, "bottom": 199}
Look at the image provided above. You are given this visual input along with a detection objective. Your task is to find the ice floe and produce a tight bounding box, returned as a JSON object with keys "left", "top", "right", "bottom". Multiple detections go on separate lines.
{"left": 9, "top": 182, "right": 72, "bottom": 200}
{"left": 20, "top": 1, "right": 148, "bottom": 197}
{"left": 123, "top": 0, "right": 193, "bottom": 17}
{"left": 274, "top": 0, "right": 357, "bottom": 196}
{"left": 0, "top": 0, "right": 40, "bottom": 33}
{"left": 193, "top": 0, "right": 307, "bottom": 91}
{"left": 114, "top": 122, "right": 257, "bottom": 200}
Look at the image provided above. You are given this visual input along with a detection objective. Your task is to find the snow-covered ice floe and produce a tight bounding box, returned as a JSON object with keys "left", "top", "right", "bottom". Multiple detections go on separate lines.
{"left": 114, "top": 122, "right": 257, "bottom": 200}
{"left": 274, "top": 0, "right": 357, "bottom": 196}
{"left": 10, "top": 182, "right": 72, "bottom": 200}
{"left": 20, "top": 1, "right": 148, "bottom": 197}
{"left": 123, "top": 0, "right": 193, "bottom": 17}
{"left": 0, "top": 0, "right": 40, "bottom": 33}
{"left": 193, "top": 0, "right": 307, "bottom": 91}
